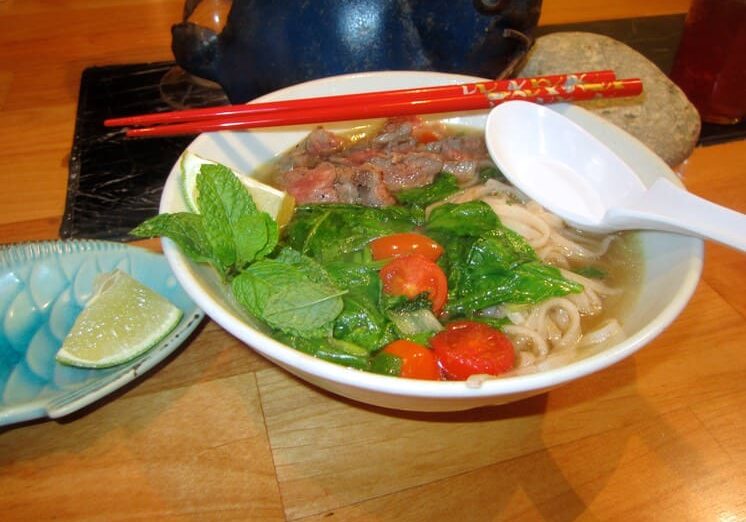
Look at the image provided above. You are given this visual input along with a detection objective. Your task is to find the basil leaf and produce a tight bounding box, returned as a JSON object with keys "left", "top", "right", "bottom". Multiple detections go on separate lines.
{"left": 438, "top": 216, "right": 583, "bottom": 317}
{"left": 285, "top": 204, "right": 418, "bottom": 263}
{"left": 466, "top": 227, "right": 538, "bottom": 275}
{"left": 333, "top": 292, "right": 395, "bottom": 352}
{"left": 573, "top": 266, "right": 607, "bottom": 279}
{"left": 426, "top": 201, "right": 498, "bottom": 237}
{"left": 370, "top": 352, "right": 402, "bottom": 377}
{"left": 395, "top": 172, "right": 459, "bottom": 207}
{"left": 274, "top": 334, "right": 371, "bottom": 371}
{"left": 446, "top": 261, "right": 583, "bottom": 316}
{"left": 478, "top": 165, "right": 507, "bottom": 183}
{"left": 382, "top": 292, "right": 433, "bottom": 313}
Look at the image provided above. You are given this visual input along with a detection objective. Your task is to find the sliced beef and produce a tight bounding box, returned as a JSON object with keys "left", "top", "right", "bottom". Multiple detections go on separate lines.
{"left": 442, "top": 159, "right": 479, "bottom": 184}
{"left": 276, "top": 118, "right": 493, "bottom": 206}
{"left": 369, "top": 152, "right": 443, "bottom": 191}
{"left": 284, "top": 162, "right": 339, "bottom": 203}
{"left": 287, "top": 128, "right": 345, "bottom": 169}
{"left": 370, "top": 118, "right": 428, "bottom": 153}
{"left": 434, "top": 134, "right": 487, "bottom": 161}
{"left": 305, "top": 127, "right": 344, "bottom": 156}
{"left": 335, "top": 164, "right": 396, "bottom": 207}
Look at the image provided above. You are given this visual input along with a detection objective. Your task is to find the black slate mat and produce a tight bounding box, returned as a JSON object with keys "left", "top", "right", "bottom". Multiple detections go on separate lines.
{"left": 61, "top": 14, "right": 744, "bottom": 241}
{"left": 60, "top": 63, "right": 226, "bottom": 240}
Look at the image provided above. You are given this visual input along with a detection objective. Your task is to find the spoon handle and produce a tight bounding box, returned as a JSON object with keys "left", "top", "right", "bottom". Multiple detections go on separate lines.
{"left": 606, "top": 178, "right": 746, "bottom": 252}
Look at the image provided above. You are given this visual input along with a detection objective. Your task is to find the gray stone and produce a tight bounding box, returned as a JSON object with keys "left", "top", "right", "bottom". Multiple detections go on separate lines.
{"left": 515, "top": 32, "right": 701, "bottom": 167}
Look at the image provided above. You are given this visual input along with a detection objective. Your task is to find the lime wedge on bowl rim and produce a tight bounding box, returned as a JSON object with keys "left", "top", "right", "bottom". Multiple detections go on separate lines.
{"left": 180, "top": 150, "right": 295, "bottom": 226}
{"left": 55, "top": 270, "right": 183, "bottom": 369}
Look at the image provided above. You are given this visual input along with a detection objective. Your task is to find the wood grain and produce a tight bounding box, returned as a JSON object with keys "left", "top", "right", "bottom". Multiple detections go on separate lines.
{"left": 4, "top": 1, "right": 746, "bottom": 521}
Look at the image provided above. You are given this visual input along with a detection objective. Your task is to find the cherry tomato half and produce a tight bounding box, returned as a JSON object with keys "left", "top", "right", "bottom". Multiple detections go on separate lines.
{"left": 383, "top": 340, "right": 441, "bottom": 380}
{"left": 370, "top": 232, "right": 444, "bottom": 262}
{"left": 430, "top": 321, "right": 515, "bottom": 380}
{"left": 379, "top": 254, "right": 448, "bottom": 314}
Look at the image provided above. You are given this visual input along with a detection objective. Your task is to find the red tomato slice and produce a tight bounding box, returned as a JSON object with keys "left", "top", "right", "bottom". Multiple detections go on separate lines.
{"left": 379, "top": 254, "right": 448, "bottom": 314}
{"left": 383, "top": 340, "right": 441, "bottom": 380}
{"left": 370, "top": 232, "right": 444, "bottom": 261}
{"left": 430, "top": 321, "right": 515, "bottom": 380}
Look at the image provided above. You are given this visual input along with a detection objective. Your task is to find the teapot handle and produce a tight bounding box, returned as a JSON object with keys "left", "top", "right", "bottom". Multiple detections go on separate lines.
{"left": 473, "top": 0, "right": 509, "bottom": 14}
{"left": 171, "top": 22, "right": 222, "bottom": 83}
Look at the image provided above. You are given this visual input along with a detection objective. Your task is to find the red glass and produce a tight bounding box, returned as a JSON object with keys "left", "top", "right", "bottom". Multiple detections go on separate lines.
{"left": 669, "top": 0, "right": 746, "bottom": 124}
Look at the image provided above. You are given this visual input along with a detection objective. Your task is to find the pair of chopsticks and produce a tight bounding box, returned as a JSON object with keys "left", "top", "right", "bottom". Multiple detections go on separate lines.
{"left": 105, "top": 70, "right": 642, "bottom": 138}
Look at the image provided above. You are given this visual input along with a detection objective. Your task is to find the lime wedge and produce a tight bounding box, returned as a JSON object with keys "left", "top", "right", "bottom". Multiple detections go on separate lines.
{"left": 55, "top": 270, "right": 183, "bottom": 368}
{"left": 180, "top": 151, "right": 295, "bottom": 226}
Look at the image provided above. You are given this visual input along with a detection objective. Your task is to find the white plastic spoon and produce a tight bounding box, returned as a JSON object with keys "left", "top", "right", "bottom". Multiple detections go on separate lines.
{"left": 484, "top": 100, "right": 746, "bottom": 252}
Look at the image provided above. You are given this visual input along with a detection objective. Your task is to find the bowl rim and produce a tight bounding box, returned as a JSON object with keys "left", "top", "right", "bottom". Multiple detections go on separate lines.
{"left": 159, "top": 70, "right": 704, "bottom": 399}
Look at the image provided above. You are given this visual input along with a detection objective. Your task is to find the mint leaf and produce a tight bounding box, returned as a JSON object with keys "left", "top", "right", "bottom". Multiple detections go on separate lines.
{"left": 255, "top": 212, "right": 279, "bottom": 259}
{"left": 262, "top": 282, "right": 346, "bottom": 332}
{"left": 198, "top": 170, "right": 238, "bottom": 272}
{"left": 274, "top": 247, "right": 337, "bottom": 286}
{"left": 230, "top": 260, "right": 296, "bottom": 317}
{"left": 198, "top": 163, "right": 257, "bottom": 218}
{"left": 234, "top": 213, "right": 270, "bottom": 268}
{"left": 195, "top": 164, "right": 275, "bottom": 275}
{"left": 134, "top": 160, "right": 281, "bottom": 280}
{"left": 130, "top": 213, "right": 212, "bottom": 263}
{"left": 231, "top": 258, "right": 346, "bottom": 337}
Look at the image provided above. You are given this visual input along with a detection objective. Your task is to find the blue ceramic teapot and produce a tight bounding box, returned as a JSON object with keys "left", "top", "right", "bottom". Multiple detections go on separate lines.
{"left": 172, "top": 0, "right": 542, "bottom": 103}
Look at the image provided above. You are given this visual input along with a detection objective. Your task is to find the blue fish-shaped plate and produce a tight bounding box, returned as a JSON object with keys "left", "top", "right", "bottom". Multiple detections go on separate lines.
{"left": 0, "top": 240, "right": 204, "bottom": 426}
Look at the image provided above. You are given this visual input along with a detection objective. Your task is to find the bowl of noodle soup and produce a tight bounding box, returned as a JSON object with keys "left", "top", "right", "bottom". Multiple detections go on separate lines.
{"left": 158, "top": 71, "right": 703, "bottom": 411}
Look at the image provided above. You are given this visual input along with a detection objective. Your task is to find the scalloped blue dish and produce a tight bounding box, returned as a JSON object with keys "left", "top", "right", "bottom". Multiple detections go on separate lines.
{"left": 0, "top": 240, "right": 204, "bottom": 426}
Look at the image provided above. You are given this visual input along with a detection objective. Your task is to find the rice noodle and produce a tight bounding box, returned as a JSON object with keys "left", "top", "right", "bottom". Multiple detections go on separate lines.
{"left": 579, "top": 319, "right": 624, "bottom": 347}
{"left": 503, "top": 324, "right": 550, "bottom": 358}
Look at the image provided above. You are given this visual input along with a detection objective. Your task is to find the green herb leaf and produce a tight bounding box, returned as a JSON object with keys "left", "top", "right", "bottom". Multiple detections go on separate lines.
{"left": 573, "top": 266, "right": 607, "bottom": 279}
{"left": 446, "top": 261, "right": 583, "bottom": 316}
{"left": 466, "top": 227, "right": 538, "bottom": 275}
{"left": 333, "top": 291, "right": 395, "bottom": 352}
{"left": 231, "top": 258, "right": 346, "bottom": 337}
{"left": 233, "top": 213, "right": 269, "bottom": 268}
{"left": 284, "top": 204, "right": 418, "bottom": 263}
{"left": 382, "top": 292, "right": 433, "bottom": 313}
{"left": 478, "top": 165, "right": 507, "bottom": 183}
{"left": 370, "top": 352, "right": 402, "bottom": 377}
{"left": 464, "top": 316, "right": 512, "bottom": 329}
{"left": 395, "top": 172, "right": 459, "bottom": 207}
{"left": 262, "top": 282, "right": 346, "bottom": 332}
{"left": 426, "top": 201, "right": 499, "bottom": 237}
{"left": 130, "top": 212, "right": 212, "bottom": 263}
{"left": 273, "top": 247, "right": 344, "bottom": 293}
{"left": 197, "top": 168, "right": 239, "bottom": 271}
{"left": 198, "top": 163, "right": 257, "bottom": 218}
{"left": 273, "top": 333, "right": 371, "bottom": 371}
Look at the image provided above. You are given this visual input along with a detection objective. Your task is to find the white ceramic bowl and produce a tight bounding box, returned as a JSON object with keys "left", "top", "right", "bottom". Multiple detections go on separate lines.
{"left": 159, "top": 71, "right": 703, "bottom": 412}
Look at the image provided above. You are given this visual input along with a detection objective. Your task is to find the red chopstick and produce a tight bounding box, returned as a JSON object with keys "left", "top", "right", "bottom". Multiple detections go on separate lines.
{"left": 122, "top": 77, "right": 642, "bottom": 138}
{"left": 105, "top": 70, "right": 617, "bottom": 128}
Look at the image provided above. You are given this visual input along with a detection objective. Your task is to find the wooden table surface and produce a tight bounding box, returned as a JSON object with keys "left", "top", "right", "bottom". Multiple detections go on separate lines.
{"left": 2, "top": 1, "right": 745, "bottom": 520}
